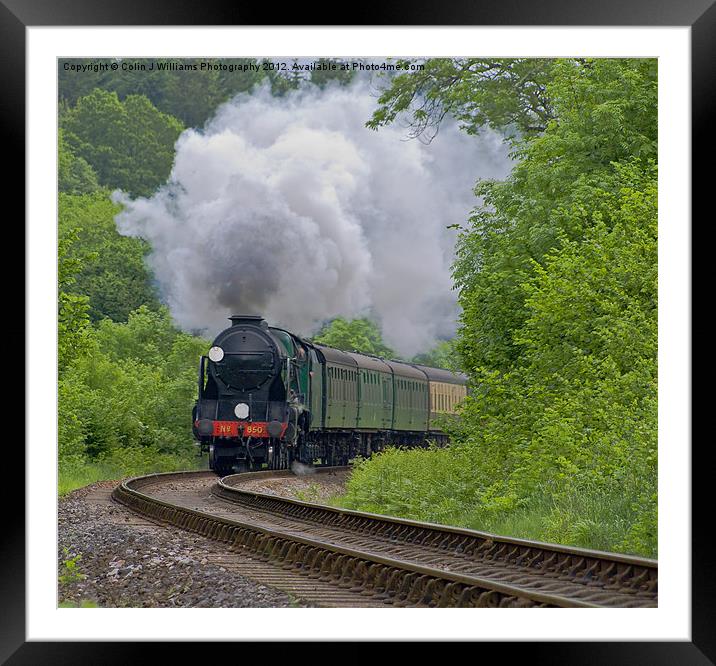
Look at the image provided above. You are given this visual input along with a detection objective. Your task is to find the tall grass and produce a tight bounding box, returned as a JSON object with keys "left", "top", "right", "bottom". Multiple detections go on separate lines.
{"left": 58, "top": 447, "right": 207, "bottom": 496}
{"left": 335, "top": 447, "right": 656, "bottom": 558}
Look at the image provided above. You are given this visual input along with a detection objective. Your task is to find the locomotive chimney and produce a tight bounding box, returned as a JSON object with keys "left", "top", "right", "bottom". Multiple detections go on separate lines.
{"left": 228, "top": 315, "right": 266, "bottom": 328}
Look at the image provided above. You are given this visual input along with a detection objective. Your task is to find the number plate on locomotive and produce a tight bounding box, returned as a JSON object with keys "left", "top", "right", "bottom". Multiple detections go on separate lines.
{"left": 212, "top": 421, "right": 239, "bottom": 437}
{"left": 243, "top": 422, "right": 268, "bottom": 437}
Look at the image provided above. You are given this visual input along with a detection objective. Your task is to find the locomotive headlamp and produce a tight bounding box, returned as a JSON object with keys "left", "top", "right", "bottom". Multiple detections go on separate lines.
{"left": 208, "top": 346, "right": 224, "bottom": 362}
{"left": 234, "top": 403, "right": 249, "bottom": 419}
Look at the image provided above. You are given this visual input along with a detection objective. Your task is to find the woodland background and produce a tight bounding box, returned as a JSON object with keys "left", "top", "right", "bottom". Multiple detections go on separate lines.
{"left": 58, "top": 58, "right": 657, "bottom": 557}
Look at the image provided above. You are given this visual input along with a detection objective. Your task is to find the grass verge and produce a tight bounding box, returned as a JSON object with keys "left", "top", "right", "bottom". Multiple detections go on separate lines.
{"left": 58, "top": 447, "right": 207, "bottom": 496}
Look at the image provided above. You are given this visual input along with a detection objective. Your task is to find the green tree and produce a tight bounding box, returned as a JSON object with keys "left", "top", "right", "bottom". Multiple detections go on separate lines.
{"left": 368, "top": 59, "right": 657, "bottom": 371}
{"left": 452, "top": 58, "right": 657, "bottom": 372}
{"left": 58, "top": 226, "right": 95, "bottom": 461}
{"left": 61, "top": 89, "right": 184, "bottom": 197}
{"left": 263, "top": 62, "right": 303, "bottom": 96}
{"left": 341, "top": 165, "right": 658, "bottom": 556}
{"left": 94, "top": 305, "right": 179, "bottom": 366}
{"left": 453, "top": 163, "right": 657, "bottom": 553}
{"left": 58, "top": 228, "right": 94, "bottom": 374}
{"left": 98, "top": 59, "right": 226, "bottom": 128}
{"left": 58, "top": 57, "right": 354, "bottom": 131}
{"left": 367, "top": 58, "right": 558, "bottom": 143}
{"left": 59, "top": 58, "right": 266, "bottom": 128}
{"left": 411, "top": 340, "right": 456, "bottom": 370}
{"left": 312, "top": 317, "right": 395, "bottom": 358}
{"left": 59, "top": 192, "right": 162, "bottom": 322}
{"left": 341, "top": 58, "right": 658, "bottom": 557}
{"left": 58, "top": 128, "right": 100, "bottom": 195}
{"left": 309, "top": 59, "right": 356, "bottom": 89}
{"left": 57, "top": 59, "right": 113, "bottom": 106}
{"left": 59, "top": 306, "right": 209, "bottom": 464}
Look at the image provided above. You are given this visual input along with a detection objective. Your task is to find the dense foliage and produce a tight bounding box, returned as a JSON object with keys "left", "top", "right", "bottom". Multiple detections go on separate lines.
{"left": 58, "top": 187, "right": 207, "bottom": 491}
{"left": 368, "top": 58, "right": 557, "bottom": 142}
{"left": 341, "top": 58, "right": 658, "bottom": 557}
{"left": 58, "top": 302, "right": 209, "bottom": 493}
{"left": 58, "top": 128, "right": 100, "bottom": 195}
{"left": 57, "top": 73, "right": 184, "bottom": 492}
{"left": 59, "top": 192, "right": 161, "bottom": 322}
{"left": 59, "top": 305, "right": 207, "bottom": 459}
{"left": 59, "top": 58, "right": 264, "bottom": 128}
{"left": 58, "top": 58, "right": 356, "bottom": 127}
{"left": 410, "top": 340, "right": 457, "bottom": 370}
{"left": 60, "top": 89, "right": 184, "bottom": 197}
{"left": 312, "top": 317, "right": 396, "bottom": 358}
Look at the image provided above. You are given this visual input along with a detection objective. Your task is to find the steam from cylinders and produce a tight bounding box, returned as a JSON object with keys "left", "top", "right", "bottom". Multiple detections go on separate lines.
{"left": 113, "top": 80, "right": 511, "bottom": 356}
{"left": 290, "top": 461, "right": 317, "bottom": 476}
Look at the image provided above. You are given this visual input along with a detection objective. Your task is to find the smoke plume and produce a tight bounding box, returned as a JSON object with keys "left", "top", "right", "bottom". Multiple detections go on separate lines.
{"left": 114, "top": 81, "right": 511, "bottom": 356}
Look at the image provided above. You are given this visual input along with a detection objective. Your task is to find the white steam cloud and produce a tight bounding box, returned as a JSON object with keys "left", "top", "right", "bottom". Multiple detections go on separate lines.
{"left": 114, "top": 81, "right": 511, "bottom": 356}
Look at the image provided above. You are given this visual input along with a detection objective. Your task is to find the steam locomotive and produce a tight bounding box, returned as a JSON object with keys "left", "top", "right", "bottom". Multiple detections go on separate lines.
{"left": 192, "top": 315, "right": 467, "bottom": 475}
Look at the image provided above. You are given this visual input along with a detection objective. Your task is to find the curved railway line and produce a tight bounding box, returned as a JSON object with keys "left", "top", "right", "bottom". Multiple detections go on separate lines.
{"left": 112, "top": 468, "right": 658, "bottom": 608}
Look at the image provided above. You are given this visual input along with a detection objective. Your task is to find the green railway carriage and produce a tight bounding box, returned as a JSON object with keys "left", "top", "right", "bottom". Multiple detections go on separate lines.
{"left": 194, "top": 315, "right": 467, "bottom": 472}
{"left": 385, "top": 360, "right": 429, "bottom": 431}
{"left": 316, "top": 345, "right": 359, "bottom": 429}
{"left": 308, "top": 342, "right": 464, "bottom": 455}
{"left": 345, "top": 352, "right": 393, "bottom": 430}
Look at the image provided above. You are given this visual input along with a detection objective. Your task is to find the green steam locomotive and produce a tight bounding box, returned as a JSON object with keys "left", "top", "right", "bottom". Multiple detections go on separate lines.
{"left": 192, "top": 315, "right": 467, "bottom": 475}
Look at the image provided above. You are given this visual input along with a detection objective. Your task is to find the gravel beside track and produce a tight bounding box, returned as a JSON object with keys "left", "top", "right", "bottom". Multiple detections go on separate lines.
{"left": 216, "top": 466, "right": 349, "bottom": 502}
{"left": 58, "top": 480, "right": 307, "bottom": 608}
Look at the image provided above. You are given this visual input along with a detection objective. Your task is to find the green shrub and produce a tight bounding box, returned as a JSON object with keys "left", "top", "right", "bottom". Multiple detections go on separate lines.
{"left": 58, "top": 547, "right": 86, "bottom": 585}
{"left": 58, "top": 306, "right": 209, "bottom": 494}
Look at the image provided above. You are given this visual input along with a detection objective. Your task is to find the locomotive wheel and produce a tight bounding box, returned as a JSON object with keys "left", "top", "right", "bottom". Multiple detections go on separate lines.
{"left": 209, "top": 445, "right": 226, "bottom": 475}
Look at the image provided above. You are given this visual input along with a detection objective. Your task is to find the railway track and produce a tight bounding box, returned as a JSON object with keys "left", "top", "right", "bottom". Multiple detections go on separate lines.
{"left": 112, "top": 468, "right": 658, "bottom": 608}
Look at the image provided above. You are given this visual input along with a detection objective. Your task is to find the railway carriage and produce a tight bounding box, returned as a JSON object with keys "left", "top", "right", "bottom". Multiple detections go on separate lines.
{"left": 193, "top": 315, "right": 467, "bottom": 474}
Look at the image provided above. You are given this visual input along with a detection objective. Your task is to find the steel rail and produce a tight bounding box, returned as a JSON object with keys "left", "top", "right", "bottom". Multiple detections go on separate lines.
{"left": 112, "top": 469, "right": 657, "bottom": 608}
{"left": 219, "top": 469, "right": 658, "bottom": 579}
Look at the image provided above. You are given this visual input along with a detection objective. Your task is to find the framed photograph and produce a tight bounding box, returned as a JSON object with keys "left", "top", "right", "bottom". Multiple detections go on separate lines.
{"left": 10, "top": 0, "right": 707, "bottom": 660}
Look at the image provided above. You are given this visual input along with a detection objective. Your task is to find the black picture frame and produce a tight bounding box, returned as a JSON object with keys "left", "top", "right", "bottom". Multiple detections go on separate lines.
{"left": 7, "top": 0, "right": 707, "bottom": 661}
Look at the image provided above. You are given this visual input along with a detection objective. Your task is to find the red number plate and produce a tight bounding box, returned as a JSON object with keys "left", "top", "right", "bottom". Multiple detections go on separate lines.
{"left": 243, "top": 422, "right": 268, "bottom": 437}
{"left": 212, "top": 421, "right": 239, "bottom": 437}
